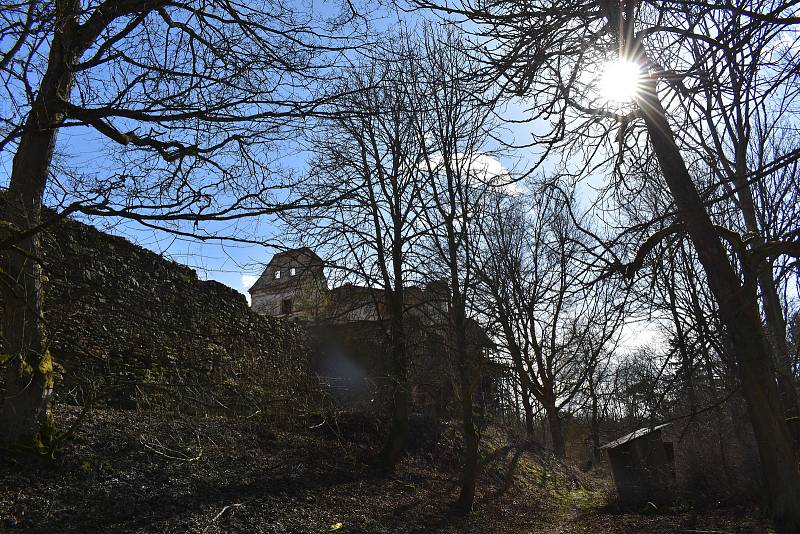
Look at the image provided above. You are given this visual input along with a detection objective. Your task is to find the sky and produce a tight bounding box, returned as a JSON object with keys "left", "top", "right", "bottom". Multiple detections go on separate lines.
{"left": 0, "top": 1, "right": 662, "bottom": 351}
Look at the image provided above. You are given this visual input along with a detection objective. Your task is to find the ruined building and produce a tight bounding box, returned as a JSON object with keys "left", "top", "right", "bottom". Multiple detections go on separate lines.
{"left": 601, "top": 424, "right": 675, "bottom": 506}
{"left": 247, "top": 247, "right": 449, "bottom": 323}
{"left": 248, "top": 248, "right": 502, "bottom": 414}
{"left": 248, "top": 247, "right": 328, "bottom": 318}
{"left": 601, "top": 407, "right": 761, "bottom": 506}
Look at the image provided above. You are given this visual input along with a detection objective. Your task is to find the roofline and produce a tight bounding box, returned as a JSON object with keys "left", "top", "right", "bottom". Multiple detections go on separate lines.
{"left": 599, "top": 423, "right": 671, "bottom": 450}
{"left": 266, "top": 246, "right": 323, "bottom": 266}
{"left": 247, "top": 247, "right": 325, "bottom": 294}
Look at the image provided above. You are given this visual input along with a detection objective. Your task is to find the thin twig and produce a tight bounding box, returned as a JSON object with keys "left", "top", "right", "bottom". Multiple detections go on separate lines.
{"left": 203, "top": 503, "right": 245, "bottom": 532}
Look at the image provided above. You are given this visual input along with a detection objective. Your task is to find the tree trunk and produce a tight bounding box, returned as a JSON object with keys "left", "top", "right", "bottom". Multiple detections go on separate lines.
{"left": 545, "top": 399, "right": 565, "bottom": 459}
{"left": 456, "top": 368, "right": 479, "bottom": 514}
{"left": 499, "top": 315, "right": 535, "bottom": 439}
{"left": 638, "top": 77, "right": 800, "bottom": 529}
{"left": 759, "top": 267, "right": 800, "bottom": 451}
{"left": 731, "top": 152, "right": 800, "bottom": 453}
{"left": 511, "top": 375, "right": 521, "bottom": 425}
{"left": 453, "top": 300, "right": 479, "bottom": 514}
{"left": 376, "top": 380, "right": 409, "bottom": 472}
{"left": 0, "top": 207, "right": 54, "bottom": 448}
{"left": 588, "top": 377, "right": 601, "bottom": 466}
{"left": 376, "top": 291, "right": 410, "bottom": 473}
{"left": 521, "top": 381, "right": 535, "bottom": 440}
{"left": 0, "top": 0, "right": 81, "bottom": 447}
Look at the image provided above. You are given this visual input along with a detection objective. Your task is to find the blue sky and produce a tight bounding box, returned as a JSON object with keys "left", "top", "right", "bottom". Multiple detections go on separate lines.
{"left": 0, "top": 2, "right": 659, "bottom": 351}
{"left": 0, "top": 2, "right": 548, "bottom": 300}
{"left": 73, "top": 117, "right": 540, "bottom": 304}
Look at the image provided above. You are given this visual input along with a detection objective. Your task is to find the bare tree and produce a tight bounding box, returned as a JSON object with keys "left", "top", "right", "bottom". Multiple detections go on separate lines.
{"left": 412, "top": 26, "right": 503, "bottom": 513}
{"left": 284, "top": 33, "right": 428, "bottom": 473}
{"left": 416, "top": 0, "right": 800, "bottom": 525}
{"left": 0, "top": 0, "right": 367, "bottom": 446}
{"left": 473, "top": 195, "right": 537, "bottom": 439}
{"left": 477, "top": 189, "right": 623, "bottom": 459}
{"left": 582, "top": 350, "right": 617, "bottom": 466}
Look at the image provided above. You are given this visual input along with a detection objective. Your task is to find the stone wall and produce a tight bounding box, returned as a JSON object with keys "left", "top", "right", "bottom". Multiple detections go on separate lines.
{"left": 251, "top": 276, "right": 328, "bottom": 319}
{"left": 2, "top": 213, "right": 316, "bottom": 419}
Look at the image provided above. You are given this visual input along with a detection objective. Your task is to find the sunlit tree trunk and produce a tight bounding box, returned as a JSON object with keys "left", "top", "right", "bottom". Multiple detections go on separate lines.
{"left": 731, "top": 155, "right": 800, "bottom": 452}
{"left": 543, "top": 395, "right": 565, "bottom": 459}
{"left": 587, "top": 372, "right": 601, "bottom": 466}
{"left": 520, "top": 378, "right": 535, "bottom": 440}
{"left": 500, "top": 315, "right": 535, "bottom": 439}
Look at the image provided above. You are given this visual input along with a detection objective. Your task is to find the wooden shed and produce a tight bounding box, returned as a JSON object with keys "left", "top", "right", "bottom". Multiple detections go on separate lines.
{"left": 601, "top": 423, "right": 675, "bottom": 506}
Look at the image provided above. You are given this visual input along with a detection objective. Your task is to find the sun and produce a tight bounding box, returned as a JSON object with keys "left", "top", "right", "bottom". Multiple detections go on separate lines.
{"left": 598, "top": 60, "right": 642, "bottom": 103}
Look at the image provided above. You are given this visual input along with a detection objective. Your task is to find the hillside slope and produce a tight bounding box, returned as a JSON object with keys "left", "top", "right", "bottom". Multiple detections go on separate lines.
{"left": 0, "top": 405, "right": 777, "bottom": 533}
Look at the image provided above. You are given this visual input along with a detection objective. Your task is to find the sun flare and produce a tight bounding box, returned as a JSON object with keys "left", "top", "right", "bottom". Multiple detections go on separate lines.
{"left": 598, "top": 60, "right": 642, "bottom": 103}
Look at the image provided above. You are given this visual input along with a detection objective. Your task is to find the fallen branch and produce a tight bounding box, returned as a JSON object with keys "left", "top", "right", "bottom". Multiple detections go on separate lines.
{"left": 203, "top": 503, "right": 245, "bottom": 532}
{"left": 139, "top": 433, "right": 203, "bottom": 462}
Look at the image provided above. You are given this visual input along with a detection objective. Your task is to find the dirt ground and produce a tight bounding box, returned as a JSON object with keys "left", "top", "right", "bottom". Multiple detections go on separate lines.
{"left": 0, "top": 406, "right": 777, "bottom": 533}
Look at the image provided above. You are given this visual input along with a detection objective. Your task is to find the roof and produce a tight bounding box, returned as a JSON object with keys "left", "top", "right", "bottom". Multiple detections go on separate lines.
{"left": 327, "top": 284, "right": 385, "bottom": 320}
{"left": 268, "top": 247, "right": 323, "bottom": 265}
{"left": 599, "top": 423, "right": 671, "bottom": 450}
{"left": 248, "top": 247, "right": 325, "bottom": 293}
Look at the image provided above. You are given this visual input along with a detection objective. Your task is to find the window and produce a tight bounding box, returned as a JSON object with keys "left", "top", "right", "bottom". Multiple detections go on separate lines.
{"left": 274, "top": 270, "right": 281, "bottom": 279}
{"left": 281, "top": 298, "right": 293, "bottom": 314}
{"left": 290, "top": 267, "right": 296, "bottom": 276}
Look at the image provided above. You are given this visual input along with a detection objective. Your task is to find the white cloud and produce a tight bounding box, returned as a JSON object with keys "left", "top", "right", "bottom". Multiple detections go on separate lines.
{"left": 241, "top": 274, "right": 258, "bottom": 289}
{"left": 424, "top": 152, "right": 522, "bottom": 196}
{"left": 470, "top": 153, "right": 523, "bottom": 196}
{"left": 241, "top": 274, "right": 258, "bottom": 305}
{"left": 468, "top": 153, "right": 506, "bottom": 180}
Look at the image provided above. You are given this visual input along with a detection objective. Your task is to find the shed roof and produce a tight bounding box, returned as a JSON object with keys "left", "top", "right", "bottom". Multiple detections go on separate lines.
{"left": 600, "top": 423, "right": 671, "bottom": 450}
